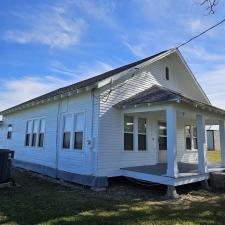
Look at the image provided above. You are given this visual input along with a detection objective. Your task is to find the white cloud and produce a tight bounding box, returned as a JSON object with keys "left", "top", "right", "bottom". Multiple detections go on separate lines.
{"left": 51, "top": 60, "right": 114, "bottom": 79}
{"left": 122, "top": 32, "right": 157, "bottom": 58}
{"left": 0, "top": 76, "right": 73, "bottom": 111}
{"left": 72, "top": 0, "right": 117, "bottom": 28}
{"left": 198, "top": 65, "right": 225, "bottom": 109}
{"left": 2, "top": 4, "right": 86, "bottom": 48}
{"left": 0, "top": 61, "right": 114, "bottom": 111}
{"left": 187, "top": 19, "right": 207, "bottom": 33}
{"left": 182, "top": 46, "right": 225, "bottom": 61}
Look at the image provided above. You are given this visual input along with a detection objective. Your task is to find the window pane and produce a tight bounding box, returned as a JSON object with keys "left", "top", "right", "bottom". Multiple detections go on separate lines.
{"left": 33, "top": 120, "right": 39, "bottom": 133}
{"left": 159, "top": 137, "right": 167, "bottom": 150}
{"left": 138, "top": 118, "right": 146, "bottom": 134}
{"left": 32, "top": 133, "right": 37, "bottom": 146}
{"left": 76, "top": 113, "right": 84, "bottom": 131}
{"left": 40, "top": 119, "right": 46, "bottom": 133}
{"left": 38, "top": 133, "right": 44, "bottom": 147}
{"left": 193, "top": 126, "right": 197, "bottom": 137}
{"left": 124, "top": 116, "right": 133, "bottom": 133}
{"left": 193, "top": 138, "right": 198, "bottom": 149}
{"left": 64, "top": 115, "right": 72, "bottom": 132}
{"left": 7, "top": 132, "right": 12, "bottom": 139}
{"left": 124, "top": 133, "right": 133, "bottom": 150}
{"left": 186, "top": 137, "right": 192, "bottom": 150}
{"left": 63, "top": 132, "right": 71, "bottom": 149}
{"left": 74, "top": 132, "right": 83, "bottom": 150}
{"left": 25, "top": 134, "right": 30, "bottom": 146}
{"left": 138, "top": 134, "right": 146, "bottom": 150}
{"left": 158, "top": 122, "right": 167, "bottom": 136}
{"left": 27, "top": 121, "right": 33, "bottom": 133}
{"left": 185, "top": 125, "right": 191, "bottom": 137}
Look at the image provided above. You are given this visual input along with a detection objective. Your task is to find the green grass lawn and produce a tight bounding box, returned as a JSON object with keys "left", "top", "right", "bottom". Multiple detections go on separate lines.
{"left": 208, "top": 150, "right": 221, "bottom": 163}
{"left": 0, "top": 169, "right": 225, "bottom": 225}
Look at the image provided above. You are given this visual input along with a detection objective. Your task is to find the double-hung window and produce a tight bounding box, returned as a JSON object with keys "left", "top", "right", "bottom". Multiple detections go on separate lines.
{"left": 25, "top": 121, "right": 33, "bottom": 146}
{"left": 158, "top": 122, "right": 167, "bottom": 150}
{"left": 63, "top": 114, "right": 72, "bottom": 149}
{"left": 7, "top": 124, "right": 13, "bottom": 139}
{"left": 74, "top": 113, "right": 84, "bottom": 150}
{"left": 32, "top": 120, "right": 39, "bottom": 147}
{"left": 38, "top": 119, "right": 46, "bottom": 147}
{"left": 25, "top": 118, "right": 46, "bottom": 148}
{"left": 185, "top": 125, "right": 198, "bottom": 150}
{"left": 193, "top": 126, "right": 198, "bottom": 149}
{"left": 185, "top": 125, "right": 192, "bottom": 150}
{"left": 62, "top": 113, "right": 85, "bottom": 150}
{"left": 138, "top": 118, "right": 147, "bottom": 151}
{"left": 124, "top": 116, "right": 134, "bottom": 151}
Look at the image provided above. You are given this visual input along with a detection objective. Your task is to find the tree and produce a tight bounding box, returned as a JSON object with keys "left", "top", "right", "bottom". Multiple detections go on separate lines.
{"left": 201, "top": 0, "right": 220, "bottom": 14}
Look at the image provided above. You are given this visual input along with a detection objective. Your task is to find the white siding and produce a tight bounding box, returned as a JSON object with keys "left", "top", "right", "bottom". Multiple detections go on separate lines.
{"left": 0, "top": 92, "right": 100, "bottom": 176}
{"left": 98, "top": 53, "right": 202, "bottom": 176}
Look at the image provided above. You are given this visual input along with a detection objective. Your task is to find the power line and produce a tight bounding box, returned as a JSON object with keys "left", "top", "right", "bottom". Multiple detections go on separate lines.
{"left": 177, "top": 17, "right": 225, "bottom": 48}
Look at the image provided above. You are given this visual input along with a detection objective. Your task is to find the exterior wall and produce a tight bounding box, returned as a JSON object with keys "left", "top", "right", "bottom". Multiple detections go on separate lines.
{"left": 0, "top": 92, "right": 100, "bottom": 177}
{"left": 98, "top": 53, "right": 203, "bottom": 176}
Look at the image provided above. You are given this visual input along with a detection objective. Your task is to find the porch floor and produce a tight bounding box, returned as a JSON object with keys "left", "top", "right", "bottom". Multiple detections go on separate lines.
{"left": 121, "top": 162, "right": 225, "bottom": 186}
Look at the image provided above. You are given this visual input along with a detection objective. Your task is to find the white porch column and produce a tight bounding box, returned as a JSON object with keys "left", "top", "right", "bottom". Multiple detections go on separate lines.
{"left": 219, "top": 120, "right": 225, "bottom": 167}
{"left": 166, "top": 106, "right": 178, "bottom": 178}
{"left": 196, "top": 114, "right": 208, "bottom": 173}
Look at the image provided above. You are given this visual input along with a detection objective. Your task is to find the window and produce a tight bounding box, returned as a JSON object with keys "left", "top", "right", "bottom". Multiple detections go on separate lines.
{"left": 138, "top": 118, "right": 147, "bottom": 151}
{"left": 193, "top": 126, "right": 198, "bottom": 149}
{"left": 124, "top": 116, "right": 134, "bottom": 150}
{"left": 25, "top": 118, "right": 46, "bottom": 148}
{"left": 185, "top": 125, "right": 198, "bottom": 150}
{"left": 25, "top": 121, "right": 32, "bottom": 146}
{"left": 185, "top": 125, "right": 192, "bottom": 150}
{"left": 38, "top": 119, "right": 46, "bottom": 147}
{"left": 32, "top": 120, "right": 39, "bottom": 146}
{"left": 158, "top": 122, "right": 167, "bottom": 150}
{"left": 7, "top": 124, "right": 13, "bottom": 139}
{"left": 62, "top": 113, "right": 85, "bottom": 150}
{"left": 62, "top": 114, "right": 72, "bottom": 149}
{"left": 74, "top": 113, "right": 84, "bottom": 150}
{"left": 165, "top": 67, "right": 169, "bottom": 80}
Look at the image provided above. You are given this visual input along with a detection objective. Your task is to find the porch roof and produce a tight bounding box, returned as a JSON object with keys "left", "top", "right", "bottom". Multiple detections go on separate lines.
{"left": 115, "top": 85, "right": 225, "bottom": 115}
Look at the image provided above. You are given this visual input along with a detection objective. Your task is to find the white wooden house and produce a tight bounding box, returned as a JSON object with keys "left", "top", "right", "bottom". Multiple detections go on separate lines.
{"left": 0, "top": 49, "right": 225, "bottom": 194}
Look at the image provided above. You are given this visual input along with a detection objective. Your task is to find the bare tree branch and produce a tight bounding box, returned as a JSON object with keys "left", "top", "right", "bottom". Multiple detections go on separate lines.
{"left": 201, "top": 0, "right": 220, "bottom": 14}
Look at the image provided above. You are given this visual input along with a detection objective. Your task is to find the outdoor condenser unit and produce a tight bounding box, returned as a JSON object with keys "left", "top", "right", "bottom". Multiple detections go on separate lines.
{"left": 0, "top": 149, "right": 14, "bottom": 183}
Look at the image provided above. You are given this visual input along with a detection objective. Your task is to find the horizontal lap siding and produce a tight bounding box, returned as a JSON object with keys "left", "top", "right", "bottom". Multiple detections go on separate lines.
{"left": 0, "top": 92, "right": 99, "bottom": 176}
{"left": 98, "top": 66, "right": 160, "bottom": 176}
{"left": 0, "top": 102, "right": 58, "bottom": 168}
{"left": 98, "top": 54, "right": 204, "bottom": 176}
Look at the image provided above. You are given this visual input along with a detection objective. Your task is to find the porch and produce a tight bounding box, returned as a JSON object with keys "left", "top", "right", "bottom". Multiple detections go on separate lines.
{"left": 115, "top": 86, "right": 225, "bottom": 189}
{"left": 121, "top": 162, "right": 225, "bottom": 186}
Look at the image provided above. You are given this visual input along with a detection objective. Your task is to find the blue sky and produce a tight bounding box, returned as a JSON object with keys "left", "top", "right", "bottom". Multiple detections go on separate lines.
{"left": 0, "top": 0, "right": 225, "bottom": 110}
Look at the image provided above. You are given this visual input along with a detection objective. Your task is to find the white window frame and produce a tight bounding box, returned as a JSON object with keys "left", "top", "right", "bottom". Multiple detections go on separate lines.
{"left": 25, "top": 117, "right": 46, "bottom": 149}
{"left": 61, "top": 111, "right": 85, "bottom": 151}
{"left": 138, "top": 117, "right": 147, "bottom": 151}
{"left": 185, "top": 125, "right": 198, "bottom": 151}
{"left": 158, "top": 121, "right": 167, "bottom": 151}
{"left": 123, "top": 115, "right": 148, "bottom": 152}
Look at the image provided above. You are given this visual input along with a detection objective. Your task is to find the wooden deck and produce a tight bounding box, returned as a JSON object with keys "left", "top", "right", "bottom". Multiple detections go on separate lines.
{"left": 121, "top": 162, "right": 225, "bottom": 186}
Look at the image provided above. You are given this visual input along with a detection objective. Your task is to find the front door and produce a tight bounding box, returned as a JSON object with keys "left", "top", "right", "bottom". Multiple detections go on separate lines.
{"left": 158, "top": 122, "right": 167, "bottom": 163}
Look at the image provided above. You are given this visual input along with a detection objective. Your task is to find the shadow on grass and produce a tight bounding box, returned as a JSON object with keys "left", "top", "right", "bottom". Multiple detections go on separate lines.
{"left": 0, "top": 170, "right": 225, "bottom": 225}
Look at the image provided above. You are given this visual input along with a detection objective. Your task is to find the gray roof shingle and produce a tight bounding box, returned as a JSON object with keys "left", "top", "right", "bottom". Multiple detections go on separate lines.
{"left": 115, "top": 85, "right": 225, "bottom": 114}
{"left": 1, "top": 50, "right": 168, "bottom": 114}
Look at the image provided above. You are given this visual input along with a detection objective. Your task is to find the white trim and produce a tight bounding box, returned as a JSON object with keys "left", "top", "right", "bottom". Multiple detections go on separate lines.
{"left": 60, "top": 111, "right": 86, "bottom": 152}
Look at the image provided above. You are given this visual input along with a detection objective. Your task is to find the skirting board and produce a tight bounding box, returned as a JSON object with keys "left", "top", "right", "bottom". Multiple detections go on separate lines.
{"left": 12, "top": 159, "right": 108, "bottom": 188}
